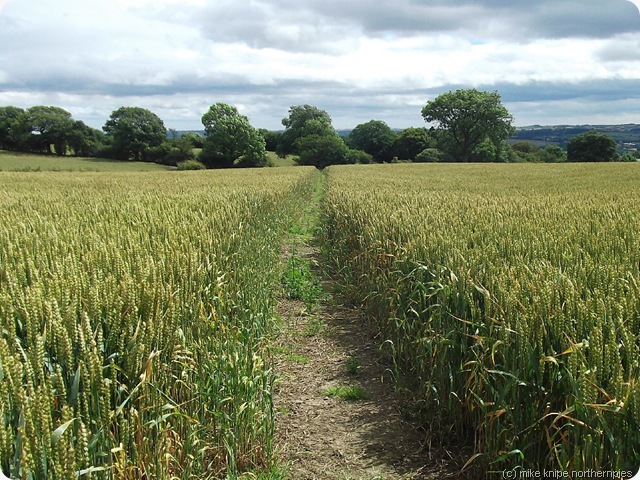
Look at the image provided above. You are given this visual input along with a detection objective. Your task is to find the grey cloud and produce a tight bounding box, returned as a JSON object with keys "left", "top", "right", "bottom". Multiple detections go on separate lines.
{"left": 0, "top": 64, "right": 350, "bottom": 102}
{"left": 190, "top": 0, "right": 640, "bottom": 51}
{"left": 3, "top": 69, "right": 640, "bottom": 130}
{"left": 596, "top": 37, "right": 640, "bottom": 61}
{"left": 388, "top": 0, "right": 640, "bottom": 39}
{"left": 187, "top": 1, "right": 357, "bottom": 53}
{"left": 494, "top": 79, "right": 640, "bottom": 103}
{"left": 254, "top": 77, "right": 640, "bottom": 128}
{"left": 86, "top": 77, "right": 640, "bottom": 114}
{"left": 404, "top": 78, "right": 640, "bottom": 105}
{"left": 2, "top": 0, "right": 640, "bottom": 131}
{"left": 512, "top": 1, "right": 640, "bottom": 39}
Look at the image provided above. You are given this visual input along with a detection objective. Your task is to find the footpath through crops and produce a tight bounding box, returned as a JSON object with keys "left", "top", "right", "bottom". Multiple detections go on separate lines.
{"left": 322, "top": 163, "right": 640, "bottom": 475}
{"left": 1, "top": 163, "right": 639, "bottom": 479}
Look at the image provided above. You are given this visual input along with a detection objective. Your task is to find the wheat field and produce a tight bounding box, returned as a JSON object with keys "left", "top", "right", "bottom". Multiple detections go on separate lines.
{"left": 323, "top": 163, "right": 640, "bottom": 473}
{"left": 0, "top": 167, "right": 318, "bottom": 479}
{"left": 2, "top": 162, "right": 639, "bottom": 478}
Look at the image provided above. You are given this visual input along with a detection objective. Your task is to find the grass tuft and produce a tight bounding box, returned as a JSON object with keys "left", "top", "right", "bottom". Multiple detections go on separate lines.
{"left": 323, "top": 385, "right": 369, "bottom": 401}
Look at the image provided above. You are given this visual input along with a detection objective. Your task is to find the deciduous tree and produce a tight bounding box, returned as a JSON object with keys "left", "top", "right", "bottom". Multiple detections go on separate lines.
{"left": 199, "top": 102, "right": 267, "bottom": 168}
{"left": 0, "top": 106, "right": 25, "bottom": 151}
{"left": 22, "top": 106, "right": 74, "bottom": 155}
{"left": 393, "top": 127, "right": 432, "bottom": 161}
{"left": 567, "top": 130, "right": 618, "bottom": 162}
{"left": 421, "top": 89, "right": 514, "bottom": 162}
{"left": 277, "top": 105, "right": 334, "bottom": 157}
{"left": 278, "top": 104, "right": 355, "bottom": 168}
{"left": 414, "top": 148, "right": 444, "bottom": 163}
{"left": 258, "top": 129, "right": 281, "bottom": 152}
{"left": 538, "top": 145, "right": 567, "bottom": 163}
{"left": 67, "top": 120, "right": 107, "bottom": 157}
{"left": 103, "top": 107, "right": 166, "bottom": 161}
{"left": 180, "top": 132, "right": 204, "bottom": 149}
{"left": 295, "top": 134, "right": 351, "bottom": 169}
{"left": 347, "top": 120, "right": 396, "bottom": 162}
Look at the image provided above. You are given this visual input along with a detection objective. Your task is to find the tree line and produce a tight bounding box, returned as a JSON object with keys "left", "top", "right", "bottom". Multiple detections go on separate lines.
{"left": 1, "top": 89, "right": 636, "bottom": 169}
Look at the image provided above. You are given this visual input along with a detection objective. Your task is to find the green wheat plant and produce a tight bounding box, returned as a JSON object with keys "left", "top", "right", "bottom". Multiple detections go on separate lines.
{"left": 322, "top": 163, "right": 640, "bottom": 473}
{"left": 0, "top": 167, "right": 319, "bottom": 479}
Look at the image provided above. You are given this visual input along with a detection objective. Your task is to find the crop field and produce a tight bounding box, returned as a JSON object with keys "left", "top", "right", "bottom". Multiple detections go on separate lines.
{"left": 0, "top": 152, "right": 171, "bottom": 172}
{"left": 1, "top": 162, "right": 639, "bottom": 479}
{"left": 322, "top": 163, "right": 640, "bottom": 473}
{"left": 0, "top": 167, "right": 318, "bottom": 479}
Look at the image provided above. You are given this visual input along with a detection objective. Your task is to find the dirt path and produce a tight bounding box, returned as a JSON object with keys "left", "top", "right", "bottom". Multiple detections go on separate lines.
{"left": 273, "top": 174, "right": 461, "bottom": 480}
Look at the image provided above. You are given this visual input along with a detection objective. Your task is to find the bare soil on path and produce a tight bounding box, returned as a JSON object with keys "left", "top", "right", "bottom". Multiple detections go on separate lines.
{"left": 273, "top": 241, "right": 465, "bottom": 480}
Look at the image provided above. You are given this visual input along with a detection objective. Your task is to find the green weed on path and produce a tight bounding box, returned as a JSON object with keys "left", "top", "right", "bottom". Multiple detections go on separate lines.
{"left": 280, "top": 253, "right": 322, "bottom": 310}
{"left": 322, "top": 385, "right": 369, "bottom": 401}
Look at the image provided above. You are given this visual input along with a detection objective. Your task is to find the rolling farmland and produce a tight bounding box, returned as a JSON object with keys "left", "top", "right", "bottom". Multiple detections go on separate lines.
{"left": 0, "top": 152, "right": 172, "bottom": 172}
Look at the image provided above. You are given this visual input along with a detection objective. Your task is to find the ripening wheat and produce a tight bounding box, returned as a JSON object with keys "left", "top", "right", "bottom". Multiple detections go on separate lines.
{"left": 0, "top": 167, "right": 318, "bottom": 479}
{"left": 323, "top": 163, "right": 640, "bottom": 473}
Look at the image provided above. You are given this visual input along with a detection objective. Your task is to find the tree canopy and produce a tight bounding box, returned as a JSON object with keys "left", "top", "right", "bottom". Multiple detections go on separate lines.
{"left": 422, "top": 89, "right": 514, "bottom": 162}
{"left": 392, "top": 127, "right": 433, "bottom": 161}
{"left": 295, "top": 134, "right": 351, "bottom": 169}
{"left": 103, "top": 107, "right": 166, "bottom": 161}
{"left": 67, "top": 120, "right": 107, "bottom": 157}
{"left": 0, "top": 106, "right": 25, "bottom": 151}
{"left": 10, "top": 96, "right": 633, "bottom": 167}
{"left": 277, "top": 104, "right": 358, "bottom": 168}
{"left": 538, "top": 145, "right": 567, "bottom": 163}
{"left": 199, "top": 102, "right": 267, "bottom": 168}
{"left": 258, "top": 128, "right": 281, "bottom": 152}
{"left": 347, "top": 120, "right": 396, "bottom": 162}
{"left": 414, "top": 148, "right": 444, "bottom": 163}
{"left": 567, "top": 130, "right": 618, "bottom": 162}
{"left": 277, "top": 105, "right": 334, "bottom": 157}
{"left": 20, "top": 106, "right": 75, "bottom": 155}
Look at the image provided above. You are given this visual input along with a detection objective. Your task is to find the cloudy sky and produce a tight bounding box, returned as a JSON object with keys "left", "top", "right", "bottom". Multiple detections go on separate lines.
{"left": 1, "top": 0, "right": 639, "bottom": 130}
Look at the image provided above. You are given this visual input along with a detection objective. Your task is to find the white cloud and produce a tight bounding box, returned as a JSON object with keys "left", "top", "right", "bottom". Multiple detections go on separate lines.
{"left": 0, "top": 0, "right": 639, "bottom": 129}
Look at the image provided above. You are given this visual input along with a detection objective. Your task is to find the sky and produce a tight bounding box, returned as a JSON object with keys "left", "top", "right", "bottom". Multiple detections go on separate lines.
{"left": 1, "top": 0, "right": 640, "bottom": 131}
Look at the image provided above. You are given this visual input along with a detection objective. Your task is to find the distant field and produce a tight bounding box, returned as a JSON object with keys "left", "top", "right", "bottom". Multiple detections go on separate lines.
{"left": 0, "top": 151, "right": 172, "bottom": 171}
{"left": 267, "top": 151, "right": 298, "bottom": 167}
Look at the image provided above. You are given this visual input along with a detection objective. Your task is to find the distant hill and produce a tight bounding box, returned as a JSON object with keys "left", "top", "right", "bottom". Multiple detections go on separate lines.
{"left": 511, "top": 124, "right": 640, "bottom": 151}
{"left": 168, "top": 130, "right": 205, "bottom": 138}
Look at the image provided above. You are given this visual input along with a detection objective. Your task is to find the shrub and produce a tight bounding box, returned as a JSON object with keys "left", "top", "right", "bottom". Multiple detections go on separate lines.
{"left": 345, "top": 148, "right": 373, "bottom": 164}
{"left": 414, "top": 148, "right": 444, "bottom": 163}
{"left": 176, "top": 159, "right": 207, "bottom": 170}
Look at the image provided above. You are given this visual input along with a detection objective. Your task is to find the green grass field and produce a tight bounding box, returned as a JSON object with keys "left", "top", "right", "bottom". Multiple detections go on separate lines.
{"left": 187, "top": 150, "right": 297, "bottom": 167}
{"left": 0, "top": 151, "right": 299, "bottom": 172}
{"left": 0, "top": 151, "right": 172, "bottom": 172}
{"left": 267, "top": 151, "right": 298, "bottom": 167}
